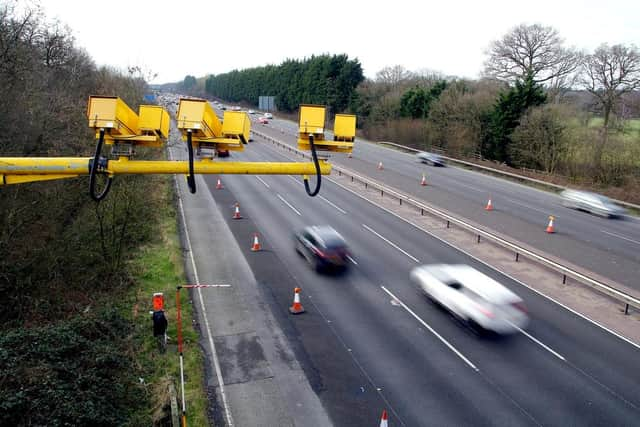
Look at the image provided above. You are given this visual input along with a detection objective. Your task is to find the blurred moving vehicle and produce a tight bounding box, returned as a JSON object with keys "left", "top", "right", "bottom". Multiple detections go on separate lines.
{"left": 560, "top": 189, "right": 627, "bottom": 218}
{"left": 410, "top": 264, "right": 528, "bottom": 334}
{"left": 417, "top": 152, "right": 446, "bottom": 166}
{"left": 248, "top": 109, "right": 256, "bottom": 114}
{"left": 295, "top": 225, "right": 350, "bottom": 272}
{"left": 258, "top": 117, "right": 269, "bottom": 124}
{"left": 217, "top": 149, "right": 230, "bottom": 158}
{"left": 263, "top": 112, "right": 273, "bottom": 119}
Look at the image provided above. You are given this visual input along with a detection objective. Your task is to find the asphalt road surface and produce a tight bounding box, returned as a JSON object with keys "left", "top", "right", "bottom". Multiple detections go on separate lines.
{"left": 189, "top": 134, "right": 640, "bottom": 426}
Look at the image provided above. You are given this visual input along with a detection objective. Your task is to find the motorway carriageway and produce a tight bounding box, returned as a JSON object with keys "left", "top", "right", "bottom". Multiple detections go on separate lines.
{"left": 197, "top": 137, "right": 640, "bottom": 426}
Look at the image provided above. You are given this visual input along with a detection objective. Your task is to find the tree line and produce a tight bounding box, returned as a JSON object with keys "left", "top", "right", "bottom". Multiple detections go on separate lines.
{"left": 204, "top": 54, "right": 365, "bottom": 114}
{"left": 0, "top": 2, "right": 163, "bottom": 424}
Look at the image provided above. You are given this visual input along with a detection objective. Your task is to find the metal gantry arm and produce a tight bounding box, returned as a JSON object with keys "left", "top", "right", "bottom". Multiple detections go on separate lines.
{"left": 0, "top": 156, "right": 332, "bottom": 184}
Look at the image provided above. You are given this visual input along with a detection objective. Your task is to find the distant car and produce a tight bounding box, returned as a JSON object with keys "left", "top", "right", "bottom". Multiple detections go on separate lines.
{"left": 417, "top": 152, "right": 446, "bottom": 166}
{"left": 217, "top": 149, "right": 230, "bottom": 158}
{"left": 560, "top": 189, "right": 626, "bottom": 218}
{"left": 410, "top": 264, "right": 529, "bottom": 334}
{"left": 248, "top": 109, "right": 256, "bottom": 114}
{"left": 294, "top": 225, "right": 350, "bottom": 272}
{"left": 263, "top": 112, "right": 273, "bottom": 119}
{"left": 220, "top": 105, "right": 227, "bottom": 110}
{"left": 258, "top": 117, "right": 268, "bottom": 124}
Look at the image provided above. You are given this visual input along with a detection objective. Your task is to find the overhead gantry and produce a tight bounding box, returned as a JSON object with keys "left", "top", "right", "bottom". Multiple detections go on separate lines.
{"left": 0, "top": 96, "right": 356, "bottom": 200}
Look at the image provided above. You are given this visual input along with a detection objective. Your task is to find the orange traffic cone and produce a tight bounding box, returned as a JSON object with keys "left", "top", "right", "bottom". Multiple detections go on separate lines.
{"left": 251, "top": 233, "right": 261, "bottom": 251}
{"left": 232, "top": 203, "right": 242, "bottom": 219}
{"left": 546, "top": 215, "right": 555, "bottom": 233}
{"left": 485, "top": 198, "right": 493, "bottom": 211}
{"left": 379, "top": 409, "right": 388, "bottom": 427}
{"left": 289, "top": 287, "right": 305, "bottom": 314}
{"left": 216, "top": 177, "right": 223, "bottom": 189}
{"left": 420, "top": 174, "right": 427, "bottom": 186}
{"left": 377, "top": 161, "right": 384, "bottom": 170}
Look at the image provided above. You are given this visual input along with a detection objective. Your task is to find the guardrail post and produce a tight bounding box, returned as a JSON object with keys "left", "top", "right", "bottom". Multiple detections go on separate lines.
{"left": 351, "top": 176, "right": 354, "bottom": 182}
{"left": 446, "top": 220, "right": 450, "bottom": 228}
{"left": 562, "top": 274, "right": 567, "bottom": 285}
{"left": 515, "top": 253, "right": 519, "bottom": 262}
{"left": 477, "top": 235, "right": 481, "bottom": 244}
{"left": 399, "top": 198, "right": 402, "bottom": 206}
{"left": 365, "top": 182, "right": 368, "bottom": 189}
{"left": 624, "top": 304, "right": 629, "bottom": 315}
{"left": 381, "top": 189, "right": 383, "bottom": 196}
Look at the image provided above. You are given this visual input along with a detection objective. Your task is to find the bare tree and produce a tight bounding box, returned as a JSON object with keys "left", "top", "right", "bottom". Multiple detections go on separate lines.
{"left": 484, "top": 24, "right": 581, "bottom": 90}
{"left": 581, "top": 43, "right": 640, "bottom": 169}
{"left": 375, "top": 65, "right": 413, "bottom": 89}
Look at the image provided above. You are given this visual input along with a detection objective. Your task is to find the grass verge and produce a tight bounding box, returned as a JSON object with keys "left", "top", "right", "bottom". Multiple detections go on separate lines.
{"left": 125, "top": 175, "right": 208, "bottom": 426}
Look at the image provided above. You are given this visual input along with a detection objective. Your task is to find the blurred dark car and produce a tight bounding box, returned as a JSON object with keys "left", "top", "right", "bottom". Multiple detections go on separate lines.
{"left": 417, "top": 152, "right": 446, "bottom": 166}
{"left": 560, "top": 189, "right": 626, "bottom": 218}
{"left": 217, "top": 149, "right": 230, "bottom": 158}
{"left": 294, "top": 225, "right": 350, "bottom": 272}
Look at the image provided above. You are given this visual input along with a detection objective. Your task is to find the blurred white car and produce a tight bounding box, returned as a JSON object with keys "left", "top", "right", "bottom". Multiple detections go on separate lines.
{"left": 560, "top": 189, "right": 626, "bottom": 218}
{"left": 416, "top": 152, "right": 446, "bottom": 166}
{"left": 410, "top": 264, "right": 529, "bottom": 334}
{"left": 263, "top": 112, "right": 273, "bottom": 119}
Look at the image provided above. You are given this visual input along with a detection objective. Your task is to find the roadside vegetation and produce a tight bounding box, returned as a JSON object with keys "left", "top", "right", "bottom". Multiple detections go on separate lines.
{"left": 0, "top": 3, "right": 204, "bottom": 425}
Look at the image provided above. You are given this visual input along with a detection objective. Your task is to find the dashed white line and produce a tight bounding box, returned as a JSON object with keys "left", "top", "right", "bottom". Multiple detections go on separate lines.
{"left": 255, "top": 176, "right": 270, "bottom": 188}
{"left": 601, "top": 229, "right": 640, "bottom": 246}
{"left": 347, "top": 255, "right": 358, "bottom": 265}
{"left": 505, "top": 197, "right": 553, "bottom": 215}
{"left": 362, "top": 224, "right": 420, "bottom": 263}
{"left": 319, "top": 195, "right": 347, "bottom": 214}
{"left": 381, "top": 286, "right": 479, "bottom": 371}
{"left": 510, "top": 323, "right": 566, "bottom": 361}
{"left": 277, "top": 194, "right": 301, "bottom": 216}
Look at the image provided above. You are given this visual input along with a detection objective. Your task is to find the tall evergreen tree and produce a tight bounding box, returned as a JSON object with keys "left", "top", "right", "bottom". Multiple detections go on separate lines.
{"left": 483, "top": 76, "right": 546, "bottom": 162}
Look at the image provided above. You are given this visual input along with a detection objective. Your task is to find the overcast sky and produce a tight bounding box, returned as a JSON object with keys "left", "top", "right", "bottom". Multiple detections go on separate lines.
{"left": 39, "top": 0, "right": 639, "bottom": 84}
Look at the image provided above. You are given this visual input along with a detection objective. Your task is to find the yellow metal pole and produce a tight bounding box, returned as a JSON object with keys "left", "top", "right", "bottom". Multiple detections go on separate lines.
{"left": 0, "top": 157, "right": 331, "bottom": 185}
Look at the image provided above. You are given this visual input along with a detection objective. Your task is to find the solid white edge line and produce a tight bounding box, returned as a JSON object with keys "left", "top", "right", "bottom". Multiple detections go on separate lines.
{"left": 347, "top": 255, "right": 358, "bottom": 265}
{"left": 512, "top": 323, "right": 566, "bottom": 361}
{"left": 381, "top": 286, "right": 479, "bottom": 371}
{"left": 175, "top": 176, "right": 235, "bottom": 427}
{"left": 600, "top": 229, "right": 640, "bottom": 246}
{"left": 277, "top": 193, "right": 302, "bottom": 216}
{"left": 255, "top": 176, "right": 270, "bottom": 188}
{"left": 319, "top": 195, "right": 347, "bottom": 214}
{"left": 362, "top": 223, "right": 420, "bottom": 263}
{"left": 326, "top": 175, "right": 640, "bottom": 351}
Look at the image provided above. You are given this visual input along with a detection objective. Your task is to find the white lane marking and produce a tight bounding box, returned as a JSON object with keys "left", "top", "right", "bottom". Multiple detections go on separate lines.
{"left": 175, "top": 178, "right": 235, "bottom": 426}
{"left": 381, "top": 286, "right": 479, "bottom": 371}
{"left": 454, "top": 181, "right": 485, "bottom": 193}
{"left": 505, "top": 197, "right": 553, "bottom": 215}
{"left": 347, "top": 255, "right": 358, "bottom": 265}
{"left": 255, "top": 176, "right": 270, "bottom": 188}
{"left": 319, "top": 195, "right": 347, "bottom": 214}
{"left": 601, "top": 229, "right": 640, "bottom": 246}
{"left": 511, "top": 323, "right": 566, "bottom": 361}
{"left": 362, "top": 224, "right": 420, "bottom": 263}
{"left": 277, "top": 194, "right": 301, "bottom": 216}
{"left": 327, "top": 175, "right": 640, "bottom": 351}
